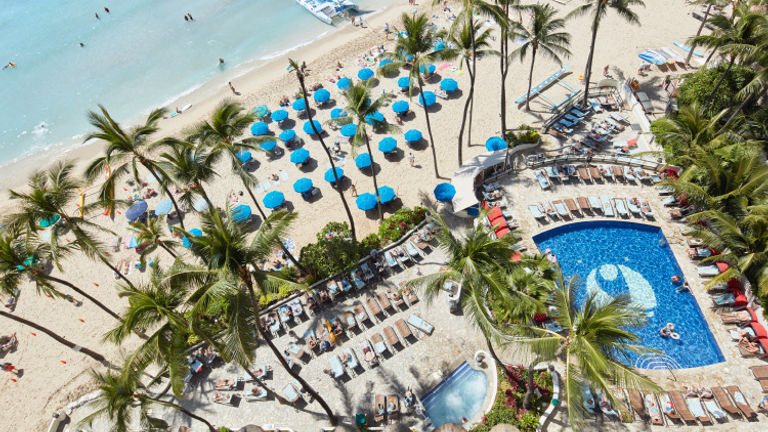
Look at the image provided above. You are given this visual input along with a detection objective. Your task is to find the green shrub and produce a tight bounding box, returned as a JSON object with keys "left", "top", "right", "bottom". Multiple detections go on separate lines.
{"left": 299, "top": 222, "right": 367, "bottom": 279}
{"left": 470, "top": 366, "right": 548, "bottom": 432}
{"left": 677, "top": 63, "right": 756, "bottom": 118}
{"left": 378, "top": 207, "right": 428, "bottom": 242}
{"left": 361, "top": 233, "right": 382, "bottom": 250}
{"left": 506, "top": 125, "right": 541, "bottom": 147}
{"left": 518, "top": 412, "right": 539, "bottom": 431}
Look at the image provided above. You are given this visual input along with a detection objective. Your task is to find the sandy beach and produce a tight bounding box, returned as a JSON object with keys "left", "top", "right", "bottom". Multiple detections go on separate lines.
{"left": 0, "top": 1, "right": 708, "bottom": 430}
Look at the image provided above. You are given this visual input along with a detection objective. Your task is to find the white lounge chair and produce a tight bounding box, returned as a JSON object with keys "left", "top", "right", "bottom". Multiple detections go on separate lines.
{"left": 529, "top": 205, "right": 546, "bottom": 220}
{"left": 407, "top": 314, "right": 434, "bottom": 335}
{"left": 698, "top": 265, "right": 720, "bottom": 277}
{"left": 328, "top": 355, "right": 345, "bottom": 378}
{"left": 623, "top": 166, "right": 636, "bottom": 182}
{"left": 344, "top": 347, "right": 359, "bottom": 370}
{"left": 535, "top": 170, "right": 551, "bottom": 190}
{"left": 601, "top": 196, "right": 614, "bottom": 217}
{"left": 588, "top": 196, "right": 601, "bottom": 211}
{"left": 701, "top": 398, "right": 726, "bottom": 420}
{"left": 405, "top": 241, "right": 421, "bottom": 257}
{"left": 384, "top": 251, "right": 399, "bottom": 268}
{"left": 614, "top": 198, "right": 629, "bottom": 217}
{"left": 553, "top": 201, "right": 569, "bottom": 218}
{"left": 686, "top": 396, "right": 711, "bottom": 423}
{"left": 245, "top": 387, "right": 268, "bottom": 402}
{"left": 360, "top": 262, "right": 376, "bottom": 281}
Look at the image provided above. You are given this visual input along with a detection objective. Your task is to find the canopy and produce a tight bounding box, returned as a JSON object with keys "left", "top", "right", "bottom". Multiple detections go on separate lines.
{"left": 313, "top": 88, "right": 331, "bottom": 103}
{"left": 331, "top": 108, "right": 348, "bottom": 119}
{"left": 379, "top": 58, "right": 393, "bottom": 68}
{"left": 263, "top": 191, "right": 285, "bottom": 209}
{"left": 324, "top": 167, "right": 344, "bottom": 183}
{"left": 124, "top": 234, "right": 140, "bottom": 249}
{"left": 250, "top": 122, "right": 269, "bottom": 135}
{"left": 452, "top": 150, "right": 508, "bottom": 212}
{"left": 365, "top": 112, "right": 384, "bottom": 125}
{"left": 419, "top": 64, "right": 436, "bottom": 75}
{"left": 404, "top": 129, "right": 422, "bottom": 142}
{"left": 259, "top": 140, "right": 277, "bottom": 152}
{"left": 303, "top": 120, "right": 323, "bottom": 135}
{"left": 378, "top": 186, "right": 395, "bottom": 203}
{"left": 231, "top": 204, "right": 252, "bottom": 223}
{"left": 290, "top": 148, "right": 310, "bottom": 164}
{"left": 355, "top": 153, "right": 372, "bottom": 169}
{"left": 340, "top": 123, "right": 357, "bottom": 137}
{"left": 356, "top": 193, "right": 377, "bottom": 211}
{"left": 485, "top": 137, "right": 507, "bottom": 152}
{"left": 155, "top": 199, "right": 172, "bottom": 215}
{"left": 38, "top": 214, "right": 60, "bottom": 228}
{"left": 378, "top": 137, "right": 397, "bottom": 153}
{"left": 292, "top": 98, "right": 306, "bottom": 111}
{"left": 434, "top": 41, "right": 446, "bottom": 52}
{"left": 419, "top": 91, "right": 436, "bottom": 107}
{"left": 271, "top": 109, "right": 288, "bottom": 122}
{"left": 279, "top": 129, "right": 296, "bottom": 142}
{"left": 182, "top": 228, "right": 202, "bottom": 248}
{"left": 397, "top": 76, "right": 411, "bottom": 88}
{"left": 252, "top": 104, "right": 269, "bottom": 118}
{"left": 293, "top": 178, "right": 313, "bottom": 193}
{"left": 337, "top": 77, "right": 352, "bottom": 90}
{"left": 126, "top": 201, "right": 148, "bottom": 221}
{"left": 193, "top": 197, "right": 209, "bottom": 212}
{"left": 236, "top": 150, "right": 252, "bottom": 163}
{"left": 440, "top": 78, "right": 458, "bottom": 92}
{"left": 434, "top": 183, "right": 456, "bottom": 202}
{"left": 392, "top": 100, "right": 409, "bottom": 114}
{"left": 357, "top": 68, "right": 374, "bottom": 80}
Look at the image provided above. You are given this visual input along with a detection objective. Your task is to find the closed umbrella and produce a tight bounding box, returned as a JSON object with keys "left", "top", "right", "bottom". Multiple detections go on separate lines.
{"left": 313, "top": 88, "right": 331, "bottom": 103}
{"left": 236, "top": 150, "right": 252, "bottom": 163}
{"left": 271, "top": 109, "right": 288, "bottom": 122}
{"left": 434, "top": 41, "right": 446, "bottom": 52}
{"left": 378, "top": 186, "right": 395, "bottom": 203}
{"left": 404, "top": 129, "right": 422, "bottom": 142}
{"left": 331, "top": 108, "right": 348, "bottom": 119}
{"left": 337, "top": 77, "right": 352, "bottom": 90}
{"left": 290, "top": 148, "right": 310, "bottom": 164}
{"left": 252, "top": 104, "right": 269, "bottom": 118}
{"left": 392, "top": 100, "right": 409, "bottom": 114}
{"left": 263, "top": 191, "right": 285, "bottom": 209}
{"left": 259, "top": 140, "right": 277, "bottom": 152}
{"left": 292, "top": 98, "right": 306, "bottom": 111}
{"left": 365, "top": 112, "right": 384, "bottom": 125}
{"left": 378, "top": 137, "right": 397, "bottom": 153}
{"left": 231, "top": 204, "right": 252, "bottom": 223}
{"left": 379, "top": 58, "right": 393, "bottom": 68}
{"left": 126, "top": 201, "right": 148, "bottom": 221}
{"left": 418, "top": 91, "right": 436, "bottom": 107}
{"left": 279, "top": 129, "right": 296, "bottom": 142}
{"left": 419, "top": 64, "right": 436, "bottom": 75}
{"left": 193, "top": 197, "right": 209, "bottom": 212}
{"left": 38, "top": 214, "right": 60, "bottom": 228}
{"left": 340, "top": 123, "right": 357, "bottom": 137}
{"left": 303, "top": 120, "right": 323, "bottom": 135}
{"left": 397, "top": 76, "right": 411, "bottom": 88}
{"left": 357, "top": 68, "right": 374, "bottom": 80}
{"left": 485, "top": 136, "right": 507, "bottom": 152}
{"left": 355, "top": 153, "right": 372, "bottom": 169}
{"left": 155, "top": 199, "right": 172, "bottom": 215}
{"left": 182, "top": 228, "right": 202, "bottom": 248}
{"left": 250, "top": 121, "right": 269, "bottom": 135}
{"left": 440, "top": 78, "right": 458, "bottom": 92}
{"left": 293, "top": 178, "right": 313, "bottom": 193}
{"left": 434, "top": 182, "right": 456, "bottom": 202}
{"left": 356, "top": 193, "right": 377, "bottom": 211}
{"left": 324, "top": 167, "right": 344, "bottom": 183}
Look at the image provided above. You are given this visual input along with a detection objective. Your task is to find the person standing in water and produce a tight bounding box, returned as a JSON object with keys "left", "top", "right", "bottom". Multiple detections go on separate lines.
{"left": 187, "top": 13, "right": 194, "bottom": 21}
{"left": 184, "top": 15, "right": 189, "bottom": 21}
{"left": 104, "top": 7, "right": 110, "bottom": 13}
{"left": 95, "top": 12, "right": 100, "bottom": 19}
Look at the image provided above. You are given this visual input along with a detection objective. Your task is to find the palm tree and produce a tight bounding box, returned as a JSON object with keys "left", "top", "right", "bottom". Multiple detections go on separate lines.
{"left": 83, "top": 106, "right": 185, "bottom": 230}
{"left": 288, "top": 58, "right": 357, "bottom": 240}
{"left": 157, "top": 138, "right": 220, "bottom": 210}
{"left": 514, "top": 4, "right": 572, "bottom": 110}
{"left": 723, "top": 12, "right": 768, "bottom": 125}
{"left": 495, "top": 0, "right": 519, "bottom": 136}
{"left": 506, "top": 273, "right": 660, "bottom": 430}
{"left": 80, "top": 362, "right": 216, "bottom": 432}
{"left": 130, "top": 215, "right": 178, "bottom": 259}
{"left": 685, "top": 0, "right": 729, "bottom": 66}
{"left": 570, "top": 0, "right": 645, "bottom": 105}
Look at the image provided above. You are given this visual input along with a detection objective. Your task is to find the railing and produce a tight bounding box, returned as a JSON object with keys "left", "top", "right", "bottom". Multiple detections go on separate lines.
{"left": 525, "top": 153, "right": 664, "bottom": 171}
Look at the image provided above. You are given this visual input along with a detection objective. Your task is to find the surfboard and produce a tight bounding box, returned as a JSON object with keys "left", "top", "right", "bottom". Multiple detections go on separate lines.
{"left": 673, "top": 41, "right": 704, "bottom": 57}
{"left": 170, "top": 103, "right": 192, "bottom": 118}
{"left": 638, "top": 51, "right": 664, "bottom": 65}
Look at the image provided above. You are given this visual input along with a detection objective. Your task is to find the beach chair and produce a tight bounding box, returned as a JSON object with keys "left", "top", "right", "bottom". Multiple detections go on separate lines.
{"left": 622, "top": 166, "right": 636, "bottom": 182}
{"left": 344, "top": 347, "right": 359, "bottom": 371}
{"left": 596, "top": 389, "right": 619, "bottom": 418}
{"left": 721, "top": 309, "right": 753, "bottom": 324}
{"left": 407, "top": 314, "right": 434, "bottom": 335}
{"left": 384, "top": 250, "right": 400, "bottom": 269}
{"left": 383, "top": 326, "right": 400, "bottom": 347}
{"left": 343, "top": 312, "right": 358, "bottom": 332}
{"left": 212, "top": 392, "right": 234, "bottom": 406}
{"left": 545, "top": 166, "right": 558, "bottom": 180}
{"left": 614, "top": 198, "right": 628, "bottom": 217}
{"left": 249, "top": 365, "right": 271, "bottom": 380}
{"left": 581, "top": 386, "right": 597, "bottom": 415}
{"left": 627, "top": 390, "right": 647, "bottom": 417}
{"left": 214, "top": 377, "right": 241, "bottom": 391}
{"left": 589, "top": 166, "right": 602, "bottom": 182}
{"left": 393, "top": 246, "right": 411, "bottom": 264}
{"left": 669, "top": 391, "right": 696, "bottom": 423}
{"left": 528, "top": 205, "right": 546, "bottom": 220}
{"left": 340, "top": 278, "right": 353, "bottom": 292}
{"left": 711, "top": 386, "right": 741, "bottom": 417}
{"left": 588, "top": 196, "right": 601, "bottom": 211}
{"left": 698, "top": 264, "right": 720, "bottom": 277}
{"left": 535, "top": 170, "right": 551, "bottom": 190}
{"left": 377, "top": 291, "right": 393, "bottom": 311}
{"left": 685, "top": 396, "right": 712, "bottom": 424}
{"left": 701, "top": 397, "right": 726, "bottom": 421}
{"left": 371, "top": 333, "right": 388, "bottom": 355}
{"left": 404, "top": 241, "right": 421, "bottom": 258}
{"left": 563, "top": 198, "right": 579, "bottom": 214}
{"left": 350, "top": 270, "right": 365, "bottom": 289}
{"left": 601, "top": 196, "right": 614, "bottom": 217}
{"left": 395, "top": 318, "right": 412, "bottom": 341}
{"left": 245, "top": 386, "right": 268, "bottom": 402}
{"left": 552, "top": 200, "right": 569, "bottom": 218}
{"left": 326, "top": 280, "right": 340, "bottom": 298}
{"left": 577, "top": 167, "right": 591, "bottom": 183}
{"left": 367, "top": 297, "right": 383, "bottom": 317}
{"left": 328, "top": 355, "right": 345, "bottom": 379}
{"left": 360, "top": 262, "right": 376, "bottom": 281}
{"left": 404, "top": 286, "right": 418, "bottom": 305}
{"left": 658, "top": 393, "right": 680, "bottom": 421}
{"left": 625, "top": 198, "right": 641, "bottom": 216}
{"left": 610, "top": 112, "right": 630, "bottom": 124}
{"left": 291, "top": 378, "right": 313, "bottom": 403}
{"left": 360, "top": 339, "right": 378, "bottom": 367}
{"left": 726, "top": 386, "right": 757, "bottom": 419}
{"left": 387, "top": 394, "right": 400, "bottom": 420}
{"left": 354, "top": 303, "right": 371, "bottom": 325}
{"left": 410, "top": 235, "right": 429, "bottom": 251}
{"left": 644, "top": 393, "right": 665, "bottom": 425}
{"left": 374, "top": 394, "right": 386, "bottom": 423}
{"left": 577, "top": 197, "right": 590, "bottom": 212}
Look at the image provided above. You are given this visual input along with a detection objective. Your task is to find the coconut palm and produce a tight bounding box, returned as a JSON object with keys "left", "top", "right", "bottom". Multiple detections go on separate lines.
{"left": 83, "top": 106, "right": 185, "bottom": 230}
{"left": 570, "top": 0, "right": 645, "bottom": 105}
{"left": 80, "top": 362, "right": 216, "bottom": 432}
{"left": 130, "top": 216, "right": 178, "bottom": 259}
{"left": 724, "top": 13, "right": 768, "bottom": 125}
{"left": 157, "top": 138, "right": 220, "bottom": 210}
{"left": 514, "top": 4, "right": 572, "bottom": 111}
{"left": 685, "top": 0, "right": 729, "bottom": 65}
{"left": 288, "top": 59, "right": 356, "bottom": 241}
{"left": 495, "top": 0, "right": 520, "bottom": 136}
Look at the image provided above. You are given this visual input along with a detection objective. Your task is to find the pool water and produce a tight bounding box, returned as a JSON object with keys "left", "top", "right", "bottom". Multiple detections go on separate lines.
{"left": 533, "top": 221, "right": 724, "bottom": 369}
{"left": 422, "top": 361, "right": 488, "bottom": 428}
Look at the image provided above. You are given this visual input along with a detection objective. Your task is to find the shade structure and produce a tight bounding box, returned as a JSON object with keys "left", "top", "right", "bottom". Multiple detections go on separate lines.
{"left": 126, "top": 201, "right": 148, "bottom": 221}
{"left": 313, "top": 88, "right": 331, "bottom": 103}
{"left": 340, "top": 123, "right": 357, "bottom": 137}
{"left": 236, "top": 150, "right": 252, "bottom": 163}
{"left": 271, "top": 109, "right": 288, "bottom": 122}
{"left": 379, "top": 58, "right": 393, "bottom": 68}
{"left": 293, "top": 178, "right": 313, "bottom": 193}
{"left": 357, "top": 68, "right": 374, "bottom": 80}
{"left": 404, "top": 129, "right": 422, "bottom": 142}
{"left": 259, "top": 140, "right": 277, "bottom": 152}
{"left": 292, "top": 98, "right": 306, "bottom": 111}
{"left": 418, "top": 91, "right": 436, "bottom": 107}
{"left": 252, "top": 104, "right": 269, "bottom": 118}
{"left": 124, "top": 234, "right": 140, "bottom": 249}
{"left": 331, "top": 108, "right": 348, "bottom": 119}
{"left": 155, "top": 199, "right": 172, "bottom": 215}
{"left": 397, "top": 76, "right": 411, "bottom": 88}
{"left": 365, "top": 112, "right": 384, "bottom": 125}
{"left": 231, "top": 205, "right": 252, "bottom": 223}
{"left": 303, "top": 120, "right": 323, "bottom": 135}
{"left": 250, "top": 121, "right": 269, "bottom": 135}
{"left": 355, "top": 153, "right": 372, "bottom": 169}
{"left": 391, "top": 100, "right": 409, "bottom": 114}
{"left": 485, "top": 136, "right": 507, "bottom": 151}
{"left": 419, "top": 64, "right": 436, "bottom": 75}
{"left": 434, "top": 41, "right": 446, "bottom": 52}
{"left": 193, "top": 197, "right": 209, "bottom": 211}
{"left": 337, "top": 77, "right": 352, "bottom": 90}
{"left": 356, "top": 193, "right": 377, "bottom": 211}
{"left": 290, "top": 148, "right": 310, "bottom": 164}
{"left": 377, "top": 186, "right": 395, "bottom": 203}
{"left": 378, "top": 137, "right": 397, "bottom": 153}
{"left": 38, "top": 214, "right": 60, "bottom": 228}
{"left": 279, "top": 129, "right": 296, "bottom": 142}
{"left": 440, "top": 78, "right": 458, "bottom": 92}
{"left": 182, "top": 228, "right": 203, "bottom": 248}
{"left": 434, "top": 182, "right": 456, "bottom": 202}
{"left": 263, "top": 191, "right": 285, "bottom": 209}
{"left": 324, "top": 167, "right": 344, "bottom": 183}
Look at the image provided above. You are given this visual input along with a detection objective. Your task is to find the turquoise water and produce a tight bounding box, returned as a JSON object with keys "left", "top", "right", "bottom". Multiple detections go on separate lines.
{"left": 422, "top": 361, "right": 488, "bottom": 428}
{"left": 0, "top": 0, "right": 388, "bottom": 165}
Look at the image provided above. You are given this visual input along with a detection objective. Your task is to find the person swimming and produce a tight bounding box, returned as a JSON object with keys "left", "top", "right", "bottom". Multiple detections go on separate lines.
{"left": 2, "top": 62, "right": 17, "bottom": 70}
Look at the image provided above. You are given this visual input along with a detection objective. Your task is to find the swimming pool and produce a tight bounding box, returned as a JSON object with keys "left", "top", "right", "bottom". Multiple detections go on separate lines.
{"left": 533, "top": 221, "right": 724, "bottom": 369}
{"left": 422, "top": 361, "right": 488, "bottom": 428}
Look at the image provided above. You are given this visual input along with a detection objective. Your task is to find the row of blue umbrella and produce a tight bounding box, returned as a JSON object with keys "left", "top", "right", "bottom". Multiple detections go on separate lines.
{"left": 355, "top": 186, "right": 397, "bottom": 210}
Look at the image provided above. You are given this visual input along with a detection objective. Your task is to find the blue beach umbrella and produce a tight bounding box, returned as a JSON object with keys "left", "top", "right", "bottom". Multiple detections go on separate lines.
{"left": 419, "top": 64, "right": 436, "bottom": 75}
{"left": 292, "top": 99, "right": 307, "bottom": 111}
{"left": 38, "top": 214, "right": 60, "bottom": 228}
{"left": 182, "top": 228, "right": 202, "bottom": 248}
{"left": 485, "top": 137, "right": 507, "bottom": 152}
{"left": 236, "top": 150, "right": 252, "bottom": 163}
{"left": 419, "top": 91, "right": 436, "bottom": 107}
{"left": 126, "top": 201, "right": 148, "bottom": 221}
{"left": 358, "top": 68, "right": 374, "bottom": 80}
{"left": 303, "top": 120, "right": 323, "bottom": 135}
{"left": 263, "top": 191, "right": 285, "bottom": 209}
{"left": 293, "top": 178, "right": 313, "bottom": 194}
{"left": 290, "top": 148, "right": 310, "bottom": 164}
{"left": 355, "top": 153, "right": 372, "bottom": 169}
{"left": 271, "top": 109, "right": 288, "bottom": 122}
{"left": 231, "top": 205, "right": 252, "bottom": 223}
{"left": 253, "top": 104, "right": 269, "bottom": 118}
{"left": 250, "top": 121, "right": 269, "bottom": 135}
{"left": 434, "top": 183, "right": 456, "bottom": 202}
{"left": 279, "top": 129, "right": 296, "bottom": 142}
{"left": 331, "top": 108, "right": 348, "bottom": 119}
{"left": 378, "top": 186, "right": 396, "bottom": 203}
{"left": 379, "top": 58, "right": 393, "bottom": 68}
{"left": 365, "top": 112, "right": 384, "bottom": 125}
{"left": 440, "top": 78, "right": 458, "bottom": 92}
{"left": 434, "top": 41, "right": 446, "bottom": 52}
{"left": 313, "top": 88, "right": 331, "bottom": 103}
{"left": 378, "top": 137, "right": 397, "bottom": 153}
{"left": 404, "top": 129, "right": 422, "bottom": 142}
{"left": 356, "top": 193, "right": 377, "bottom": 211}
{"left": 259, "top": 140, "right": 277, "bottom": 152}
{"left": 397, "top": 76, "right": 411, "bottom": 88}
{"left": 324, "top": 167, "right": 344, "bottom": 183}
{"left": 193, "top": 197, "right": 209, "bottom": 212}
{"left": 155, "top": 199, "right": 172, "bottom": 215}
{"left": 392, "top": 100, "right": 409, "bottom": 114}
{"left": 337, "top": 77, "right": 352, "bottom": 90}
{"left": 340, "top": 123, "right": 357, "bottom": 137}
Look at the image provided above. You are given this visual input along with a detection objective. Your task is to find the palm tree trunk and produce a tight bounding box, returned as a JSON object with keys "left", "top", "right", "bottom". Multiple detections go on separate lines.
{"left": 457, "top": 58, "right": 474, "bottom": 165}
{"left": 416, "top": 80, "right": 440, "bottom": 179}
{"left": 0, "top": 310, "right": 109, "bottom": 366}
{"left": 523, "top": 360, "right": 536, "bottom": 409}
{"left": 142, "top": 164, "right": 185, "bottom": 231}
{"left": 526, "top": 49, "right": 537, "bottom": 111}
{"left": 468, "top": 90, "right": 475, "bottom": 148}
{"left": 363, "top": 134, "right": 383, "bottom": 221}
{"left": 484, "top": 335, "right": 518, "bottom": 382}
{"left": 100, "top": 254, "right": 135, "bottom": 289}
{"left": 499, "top": 29, "right": 508, "bottom": 137}
{"left": 64, "top": 217, "right": 137, "bottom": 290}
{"left": 686, "top": 5, "right": 712, "bottom": 66}
{"left": 159, "top": 243, "right": 177, "bottom": 259}
{"left": 45, "top": 274, "right": 121, "bottom": 320}
{"left": 581, "top": 7, "right": 602, "bottom": 105}
{"left": 154, "top": 399, "right": 217, "bottom": 432}
{"left": 702, "top": 55, "right": 735, "bottom": 109}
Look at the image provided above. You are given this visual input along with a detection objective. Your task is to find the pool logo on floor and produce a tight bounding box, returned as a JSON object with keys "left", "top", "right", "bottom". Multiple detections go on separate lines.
{"left": 586, "top": 264, "right": 657, "bottom": 316}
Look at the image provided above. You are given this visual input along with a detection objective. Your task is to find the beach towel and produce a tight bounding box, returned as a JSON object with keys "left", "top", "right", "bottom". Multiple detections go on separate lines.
{"left": 279, "top": 170, "right": 289, "bottom": 181}
{"left": 437, "top": 62, "right": 451, "bottom": 71}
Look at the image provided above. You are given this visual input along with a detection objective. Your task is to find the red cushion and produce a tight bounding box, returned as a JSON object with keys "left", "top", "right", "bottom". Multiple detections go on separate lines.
{"left": 488, "top": 207, "right": 502, "bottom": 218}
{"left": 716, "top": 262, "right": 729, "bottom": 272}
{"left": 495, "top": 227, "right": 511, "bottom": 238}
{"left": 510, "top": 250, "right": 522, "bottom": 262}
{"left": 751, "top": 323, "right": 768, "bottom": 339}
{"left": 749, "top": 307, "right": 759, "bottom": 323}
{"left": 482, "top": 201, "right": 491, "bottom": 209}
{"left": 490, "top": 219, "right": 507, "bottom": 231}
{"left": 727, "top": 279, "right": 740, "bottom": 290}
{"left": 533, "top": 313, "right": 547, "bottom": 322}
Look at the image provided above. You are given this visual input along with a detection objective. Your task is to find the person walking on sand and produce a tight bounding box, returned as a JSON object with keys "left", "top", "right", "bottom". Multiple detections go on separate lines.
{"left": 228, "top": 81, "right": 237, "bottom": 95}
{"left": 2, "top": 362, "right": 19, "bottom": 376}
{"left": 408, "top": 152, "right": 415, "bottom": 167}
{"left": 184, "top": 15, "right": 189, "bottom": 21}
{"left": 350, "top": 184, "right": 358, "bottom": 197}
{"left": 603, "top": 65, "right": 609, "bottom": 77}
{"left": 384, "top": 22, "right": 391, "bottom": 39}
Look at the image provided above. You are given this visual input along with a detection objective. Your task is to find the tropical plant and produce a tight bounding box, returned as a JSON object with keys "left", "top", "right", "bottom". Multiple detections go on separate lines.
{"left": 300, "top": 221, "right": 368, "bottom": 280}
{"left": 130, "top": 215, "right": 178, "bottom": 259}
{"left": 378, "top": 206, "right": 428, "bottom": 242}
{"left": 157, "top": 138, "right": 220, "bottom": 210}
{"left": 495, "top": 0, "right": 520, "bottom": 136}
{"left": 677, "top": 63, "right": 757, "bottom": 118}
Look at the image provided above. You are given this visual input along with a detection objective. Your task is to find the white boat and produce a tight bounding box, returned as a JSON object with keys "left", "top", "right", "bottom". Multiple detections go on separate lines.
{"left": 296, "top": 0, "right": 358, "bottom": 25}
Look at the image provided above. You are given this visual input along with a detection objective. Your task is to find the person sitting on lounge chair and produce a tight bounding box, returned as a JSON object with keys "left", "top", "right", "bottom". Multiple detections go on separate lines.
{"left": 387, "top": 399, "right": 396, "bottom": 414}
{"left": 213, "top": 392, "right": 229, "bottom": 404}
{"left": 743, "top": 340, "right": 761, "bottom": 354}
{"left": 738, "top": 328, "right": 755, "bottom": 345}
{"left": 699, "top": 387, "right": 713, "bottom": 399}
{"left": 404, "top": 388, "right": 414, "bottom": 407}
{"left": 377, "top": 402, "right": 385, "bottom": 416}
{"left": 684, "top": 385, "right": 698, "bottom": 398}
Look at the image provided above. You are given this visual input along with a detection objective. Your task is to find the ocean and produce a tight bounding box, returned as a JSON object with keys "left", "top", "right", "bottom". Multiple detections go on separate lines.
{"left": 0, "top": 0, "right": 389, "bottom": 167}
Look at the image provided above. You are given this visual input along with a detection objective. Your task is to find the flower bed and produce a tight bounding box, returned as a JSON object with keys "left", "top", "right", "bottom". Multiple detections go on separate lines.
{"left": 471, "top": 365, "right": 552, "bottom": 432}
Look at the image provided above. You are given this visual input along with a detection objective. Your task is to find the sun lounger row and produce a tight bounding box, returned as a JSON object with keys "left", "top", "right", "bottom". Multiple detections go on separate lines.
{"left": 530, "top": 196, "right": 654, "bottom": 222}
{"left": 623, "top": 385, "right": 758, "bottom": 425}
{"left": 373, "top": 393, "right": 401, "bottom": 423}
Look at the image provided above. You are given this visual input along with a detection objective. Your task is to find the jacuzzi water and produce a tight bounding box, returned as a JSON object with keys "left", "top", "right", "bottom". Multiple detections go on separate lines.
{"left": 421, "top": 361, "right": 488, "bottom": 428}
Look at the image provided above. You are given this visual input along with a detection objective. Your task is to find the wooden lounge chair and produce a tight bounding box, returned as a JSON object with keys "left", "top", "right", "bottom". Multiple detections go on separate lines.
{"left": 612, "top": 165, "right": 624, "bottom": 180}
{"left": 387, "top": 394, "right": 400, "bottom": 420}
{"left": 371, "top": 333, "right": 388, "bottom": 355}
{"left": 668, "top": 391, "right": 697, "bottom": 423}
{"left": 659, "top": 393, "right": 680, "bottom": 421}
{"left": 367, "top": 297, "right": 382, "bottom": 317}
{"left": 589, "top": 166, "right": 602, "bottom": 181}
{"left": 354, "top": 303, "right": 370, "bottom": 325}
{"left": 373, "top": 394, "right": 386, "bottom": 423}
{"left": 750, "top": 364, "right": 768, "bottom": 379}
{"left": 577, "top": 167, "right": 591, "bottom": 183}
{"left": 410, "top": 235, "right": 428, "bottom": 250}
{"left": 383, "top": 326, "right": 400, "bottom": 347}
{"left": 725, "top": 385, "right": 758, "bottom": 419}
{"left": 644, "top": 393, "right": 665, "bottom": 425}
{"left": 343, "top": 312, "right": 357, "bottom": 332}
{"left": 377, "top": 291, "right": 393, "bottom": 311}
{"left": 627, "top": 389, "right": 647, "bottom": 417}
{"left": 686, "top": 395, "right": 712, "bottom": 424}
{"left": 577, "top": 196, "right": 590, "bottom": 211}
{"left": 711, "top": 386, "right": 741, "bottom": 417}
{"left": 395, "top": 318, "right": 412, "bottom": 341}
{"left": 564, "top": 198, "right": 579, "bottom": 213}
